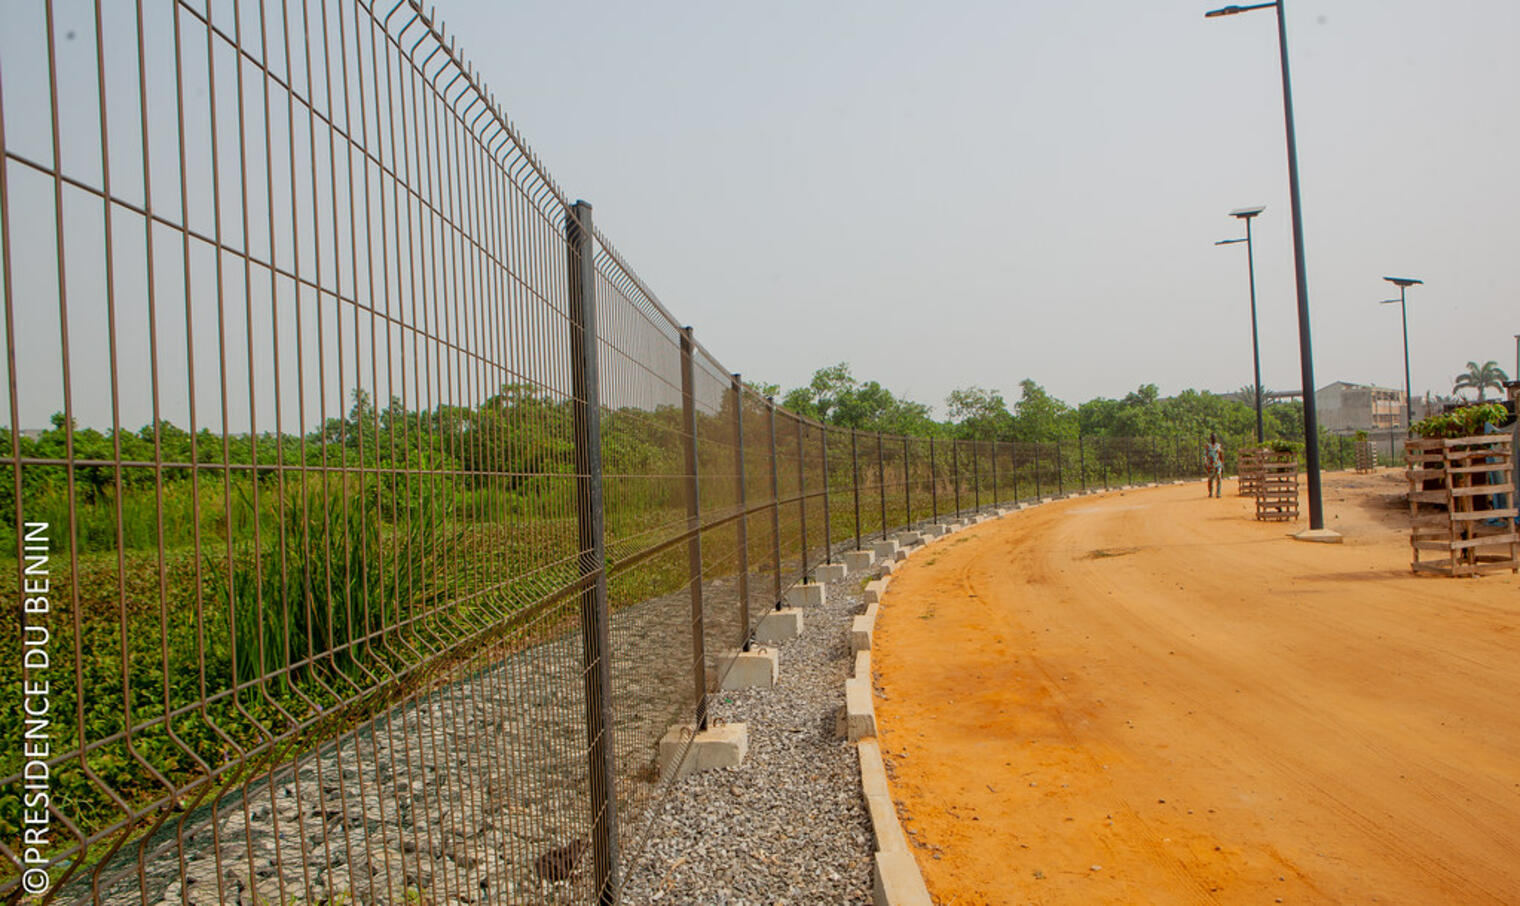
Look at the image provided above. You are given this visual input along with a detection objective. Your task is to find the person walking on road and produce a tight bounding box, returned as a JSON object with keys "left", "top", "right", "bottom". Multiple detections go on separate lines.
{"left": 1205, "top": 432, "right": 1225, "bottom": 498}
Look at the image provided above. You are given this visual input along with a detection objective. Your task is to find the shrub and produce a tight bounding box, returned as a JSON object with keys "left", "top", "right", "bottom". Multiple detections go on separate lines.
{"left": 1411, "top": 403, "right": 1507, "bottom": 439}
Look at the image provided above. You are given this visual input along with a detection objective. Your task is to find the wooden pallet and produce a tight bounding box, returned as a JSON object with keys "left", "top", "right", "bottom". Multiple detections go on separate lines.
{"left": 1405, "top": 434, "right": 1518, "bottom": 576}
{"left": 1353, "top": 439, "right": 1377, "bottom": 474}
{"left": 1255, "top": 453, "right": 1299, "bottom": 522}
{"left": 1237, "top": 448, "right": 1266, "bottom": 497}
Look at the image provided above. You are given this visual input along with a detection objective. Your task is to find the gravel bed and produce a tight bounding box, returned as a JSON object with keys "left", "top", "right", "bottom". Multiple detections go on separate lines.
{"left": 621, "top": 567, "right": 876, "bottom": 905}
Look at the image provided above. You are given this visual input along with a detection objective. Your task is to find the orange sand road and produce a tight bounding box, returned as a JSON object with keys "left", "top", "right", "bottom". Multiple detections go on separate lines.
{"left": 873, "top": 470, "right": 1520, "bottom": 905}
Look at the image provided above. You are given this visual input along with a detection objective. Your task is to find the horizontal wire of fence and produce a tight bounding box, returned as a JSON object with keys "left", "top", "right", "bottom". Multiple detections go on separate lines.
{"left": 1, "top": 2, "right": 1236, "bottom": 903}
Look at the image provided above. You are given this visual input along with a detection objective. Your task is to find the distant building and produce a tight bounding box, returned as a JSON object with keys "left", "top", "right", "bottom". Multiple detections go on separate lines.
{"left": 1316, "top": 381, "right": 1405, "bottom": 433}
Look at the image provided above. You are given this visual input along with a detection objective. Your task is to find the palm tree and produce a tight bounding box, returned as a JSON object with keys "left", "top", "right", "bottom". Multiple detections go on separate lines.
{"left": 1451, "top": 360, "right": 1509, "bottom": 401}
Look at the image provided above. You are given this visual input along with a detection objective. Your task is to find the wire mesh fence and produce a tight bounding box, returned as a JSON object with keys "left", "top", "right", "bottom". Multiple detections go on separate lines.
{"left": 0, "top": 1, "right": 1258, "bottom": 903}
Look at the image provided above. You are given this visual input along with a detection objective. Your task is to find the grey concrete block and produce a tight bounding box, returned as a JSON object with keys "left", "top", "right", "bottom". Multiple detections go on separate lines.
{"left": 659, "top": 722, "right": 748, "bottom": 781}
{"left": 784, "top": 582, "right": 825, "bottom": 607}
{"left": 862, "top": 578, "right": 890, "bottom": 604}
{"left": 719, "top": 647, "right": 778, "bottom": 690}
{"left": 872, "top": 539, "right": 900, "bottom": 560}
{"left": 753, "top": 607, "right": 803, "bottom": 644}
{"left": 843, "top": 549, "right": 876, "bottom": 572}
{"left": 814, "top": 562, "right": 847, "bottom": 583}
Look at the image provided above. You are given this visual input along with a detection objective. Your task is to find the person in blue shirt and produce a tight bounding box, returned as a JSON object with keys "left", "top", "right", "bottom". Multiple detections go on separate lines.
{"left": 1205, "top": 433, "right": 1224, "bottom": 498}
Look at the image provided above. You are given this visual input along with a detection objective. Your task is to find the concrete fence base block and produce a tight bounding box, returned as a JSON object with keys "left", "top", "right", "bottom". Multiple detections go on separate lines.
{"left": 659, "top": 722, "right": 748, "bottom": 781}
{"left": 841, "top": 676, "right": 876, "bottom": 741}
{"left": 872, "top": 539, "right": 900, "bottom": 560}
{"left": 896, "top": 530, "right": 922, "bottom": 546}
{"left": 873, "top": 851, "right": 933, "bottom": 906}
{"left": 814, "top": 562, "right": 847, "bottom": 583}
{"left": 893, "top": 547, "right": 909, "bottom": 562}
{"left": 878, "top": 559, "right": 897, "bottom": 576}
{"left": 844, "top": 549, "right": 877, "bottom": 572}
{"left": 862, "top": 578, "right": 890, "bottom": 604}
{"left": 753, "top": 608, "right": 803, "bottom": 644}
{"left": 784, "top": 582, "right": 825, "bottom": 607}
{"left": 718, "top": 647, "right": 778, "bottom": 690}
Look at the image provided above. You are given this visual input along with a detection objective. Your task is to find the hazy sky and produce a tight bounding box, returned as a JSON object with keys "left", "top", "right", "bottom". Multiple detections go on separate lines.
{"left": 433, "top": 0, "right": 1519, "bottom": 413}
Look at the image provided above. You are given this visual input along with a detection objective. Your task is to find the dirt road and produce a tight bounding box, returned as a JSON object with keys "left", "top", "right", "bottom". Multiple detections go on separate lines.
{"left": 873, "top": 470, "right": 1520, "bottom": 905}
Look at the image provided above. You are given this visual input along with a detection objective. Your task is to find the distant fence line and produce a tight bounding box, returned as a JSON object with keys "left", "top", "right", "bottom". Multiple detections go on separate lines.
{"left": 1, "top": 2, "right": 1224, "bottom": 903}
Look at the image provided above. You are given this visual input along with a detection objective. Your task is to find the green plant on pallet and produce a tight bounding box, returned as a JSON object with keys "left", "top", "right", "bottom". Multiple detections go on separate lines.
{"left": 1411, "top": 403, "right": 1508, "bottom": 440}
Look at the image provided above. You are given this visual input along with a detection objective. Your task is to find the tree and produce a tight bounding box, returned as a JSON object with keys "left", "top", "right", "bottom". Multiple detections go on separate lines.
{"left": 1010, "top": 380, "right": 1076, "bottom": 442}
{"left": 780, "top": 363, "right": 939, "bottom": 434}
{"left": 1452, "top": 360, "right": 1509, "bottom": 401}
{"left": 945, "top": 386, "right": 1015, "bottom": 440}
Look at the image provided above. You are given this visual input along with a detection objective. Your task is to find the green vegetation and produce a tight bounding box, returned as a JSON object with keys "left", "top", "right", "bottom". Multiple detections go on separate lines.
{"left": 0, "top": 383, "right": 695, "bottom": 865}
{"left": 1412, "top": 402, "right": 1508, "bottom": 439}
{"left": 772, "top": 363, "right": 1327, "bottom": 473}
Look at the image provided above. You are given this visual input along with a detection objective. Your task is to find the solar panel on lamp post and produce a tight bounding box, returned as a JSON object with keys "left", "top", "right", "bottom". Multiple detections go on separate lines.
{"left": 1380, "top": 277, "right": 1422, "bottom": 434}
{"left": 1216, "top": 205, "right": 1267, "bottom": 443}
{"left": 1205, "top": 0, "right": 1337, "bottom": 541}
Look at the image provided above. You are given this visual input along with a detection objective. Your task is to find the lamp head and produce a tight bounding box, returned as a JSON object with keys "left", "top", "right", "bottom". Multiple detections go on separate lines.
{"left": 1382, "top": 276, "right": 1422, "bottom": 288}
{"left": 1229, "top": 205, "right": 1265, "bottom": 220}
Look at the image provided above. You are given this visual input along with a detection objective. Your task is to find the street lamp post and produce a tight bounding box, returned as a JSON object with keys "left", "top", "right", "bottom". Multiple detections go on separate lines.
{"left": 1380, "top": 276, "right": 1422, "bottom": 433}
{"left": 1216, "top": 205, "right": 1267, "bottom": 442}
{"left": 1205, "top": 0, "right": 1333, "bottom": 538}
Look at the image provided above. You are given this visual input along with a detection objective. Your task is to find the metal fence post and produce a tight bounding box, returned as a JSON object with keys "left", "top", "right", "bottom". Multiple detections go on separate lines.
{"left": 822, "top": 427, "right": 833, "bottom": 564}
{"left": 679, "top": 327, "right": 708, "bottom": 730}
{"left": 566, "top": 201, "right": 619, "bottom": 903}
{"left": 1078, "top": 434, "right": 1087, "bottom": 491}
{"left": 1126, "top": 441, "right": 1134, "bottom": 486}
{"left": 731, "top": 375, "right": 751, "bottom": 646}
{"left": 797, "top": 419, "right": 809, "bottom": 578}
{"left": 768, "top": 398, "right": 782, "bottom": 607}
{"left": 990, "top": 439, "right": 999, "bottom": 505}
{"left": 972, "top": 440, "right": 981, "bottom": 511}
{"left": 1011, "top": 442, "right": 1021, "bottom": 501}
{"left": 877, "top": 432, "right": 887, "bottom": 538}
{"left": 1033, "top": 443, "right": 1042, "bottom": 499}
{"left": 1055, "top": 439, "right": 1063, "bottom": 496}
{"left": 903, "top": 436, "right": 912, "bottom": 528}
{"left": 930, "top": 437, "right": 939, "bottom": 523}
{"left": 851, "top": 430, "right": 862, "bottom": 552}
{"left": 952, "top": 438, "right": 962, "bottom": 517}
